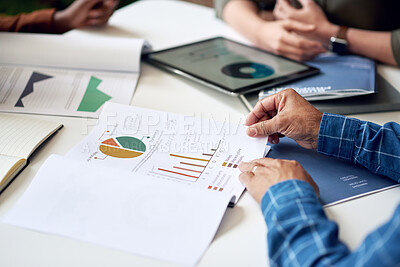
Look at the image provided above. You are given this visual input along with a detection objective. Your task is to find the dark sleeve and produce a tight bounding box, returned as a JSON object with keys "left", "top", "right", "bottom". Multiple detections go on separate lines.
{"left": 391, "top": 29, "right": 400, "bottom": 66}
{"left": 0, "top": 9, "right": 57, "bottom": 33}
{"left": 214, "top": 0, "right": 276, "bottom": 19}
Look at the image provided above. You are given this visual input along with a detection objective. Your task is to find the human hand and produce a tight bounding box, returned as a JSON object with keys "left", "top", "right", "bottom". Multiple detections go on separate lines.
{"left": 238, "top": 158, "right": 319, "bottom": 203}
{"left": 54, "top": 0, "right": 119, "bottom": 33}
{"left": 255, "top": 19, "right": 326, "bottom": 61}
{"left": 245, "top": 89, "right": 322, "bottom": 149}
{"left": 273, "top": 0, "right": 338, "bottom": 44}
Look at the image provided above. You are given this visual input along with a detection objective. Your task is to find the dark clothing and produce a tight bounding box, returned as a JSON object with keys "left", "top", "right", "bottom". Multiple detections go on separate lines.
{"left": 0, "top": 8, "right": 61, "bottom": 33}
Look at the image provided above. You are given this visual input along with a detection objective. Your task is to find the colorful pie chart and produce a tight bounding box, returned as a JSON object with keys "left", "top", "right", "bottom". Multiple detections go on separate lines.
{"left": 99, "top": 136, "right": 146, "bottom": 158}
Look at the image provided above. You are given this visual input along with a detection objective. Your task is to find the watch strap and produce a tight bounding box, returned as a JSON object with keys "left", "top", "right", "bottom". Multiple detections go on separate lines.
{"left": 336, "top": 26, "right": 349, "bottom": 40}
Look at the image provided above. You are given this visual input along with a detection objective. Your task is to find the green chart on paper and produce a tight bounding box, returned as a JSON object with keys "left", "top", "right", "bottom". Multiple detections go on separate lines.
{"left": 77, "top": 76, "right": 112, "bottom": 112}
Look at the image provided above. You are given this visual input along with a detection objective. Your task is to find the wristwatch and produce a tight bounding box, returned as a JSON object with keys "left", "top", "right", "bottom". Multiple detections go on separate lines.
{"left": 329, "top": 26, "right": 349, "bottom": 55}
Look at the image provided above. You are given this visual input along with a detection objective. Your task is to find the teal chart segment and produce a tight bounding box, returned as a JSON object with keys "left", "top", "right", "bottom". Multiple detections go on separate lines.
{"left": 77, "top": 76, "right": 112, "bottom": 112}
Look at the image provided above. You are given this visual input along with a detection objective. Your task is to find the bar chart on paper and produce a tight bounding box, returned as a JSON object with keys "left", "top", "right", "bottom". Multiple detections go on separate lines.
{"left": 66, "top": 102, "right": 268, "bottom": 202}
{"left": 77, "top": 131, "right": 248, "bottom": 195}
{"left": 154, "top": 142, "right": 221, "bottom": 182}
{"left": 146, "top": 141, "right": 247, "bottom": 194}
{"left": 73, "top": 133, "right": 249, "bottom": 196}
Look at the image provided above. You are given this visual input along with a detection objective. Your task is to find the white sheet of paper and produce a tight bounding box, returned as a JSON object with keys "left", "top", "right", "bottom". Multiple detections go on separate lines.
{"left": 0, "top": 33, "right": 145, "bottom": 72}
{"left": 67, "top": 102, "right": 268, "bottom": 204}
{"left": 2, "top": 155, "right": 231, "bottom": 266}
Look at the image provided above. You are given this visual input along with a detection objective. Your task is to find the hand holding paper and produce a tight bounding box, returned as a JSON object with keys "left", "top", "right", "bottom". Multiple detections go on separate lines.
{"left": 245, "top": 89, "right": 322, "bottom": 149}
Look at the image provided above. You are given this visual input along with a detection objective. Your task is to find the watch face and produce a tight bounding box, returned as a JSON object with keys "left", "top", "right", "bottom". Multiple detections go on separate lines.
{"left": 329, "top": 37, "right": 348, "bottom": 55}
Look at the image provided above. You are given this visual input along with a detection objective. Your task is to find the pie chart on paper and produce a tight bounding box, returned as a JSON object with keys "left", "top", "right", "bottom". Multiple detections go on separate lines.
{"left": 99, "top": 136, "right": 146, "bottom": 158}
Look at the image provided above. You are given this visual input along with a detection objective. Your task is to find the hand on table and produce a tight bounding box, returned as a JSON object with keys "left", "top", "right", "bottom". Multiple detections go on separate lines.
{"left": 255, "top": 19, "right": 326, "bottom": 61}
{"left": 273, "top": 0, "right": 337, "bottom": 44}
{"left": 238, "top": 158, "right": 319, "bottom": 203}
{"left": 245, "top": 88, "right": 322, "bottom": 149}
{"left": 54, "top": 0, "right": 119, "bottom": 33}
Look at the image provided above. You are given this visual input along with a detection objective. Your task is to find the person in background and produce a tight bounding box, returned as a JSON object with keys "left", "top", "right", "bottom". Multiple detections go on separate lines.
{"left": 214, "top": 0, "right": 400, "bottom": 65}
{"left": 238, "top": 88, "right": 400, "bottom": 266}
{"left": 0, "top": 0, "right": 118, "bottom": 34}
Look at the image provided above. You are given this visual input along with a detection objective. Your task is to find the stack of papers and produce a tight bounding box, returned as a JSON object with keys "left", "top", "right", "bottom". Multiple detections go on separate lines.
{"left": 2, "top": 102, "right": 268, "bottom": 266}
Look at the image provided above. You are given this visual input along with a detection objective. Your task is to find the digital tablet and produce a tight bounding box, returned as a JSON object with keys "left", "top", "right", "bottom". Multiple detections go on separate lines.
{"left": 143, "top": 37, "right": 320, "bottom": 96}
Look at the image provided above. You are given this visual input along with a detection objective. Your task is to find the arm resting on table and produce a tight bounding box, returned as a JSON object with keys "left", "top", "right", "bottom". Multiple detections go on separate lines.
{"left": 263, "top": 179, "right": 400, "bottom": 267}
{"left": 317, "top": 113, "right": 400, "bottom": 182}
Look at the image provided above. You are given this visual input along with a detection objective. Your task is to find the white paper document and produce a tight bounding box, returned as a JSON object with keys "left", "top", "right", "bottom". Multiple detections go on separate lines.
{"left": 67, "top": 102, "right": 268, "bottom": 204}
{"left": 0, "top": 33, "right": 149, "bottom": 118}
{"left": 3, "top": 155, "right": 231, "bottom": 266}
{"left": 2, "top": 103, "right": 268, "bottom": 265}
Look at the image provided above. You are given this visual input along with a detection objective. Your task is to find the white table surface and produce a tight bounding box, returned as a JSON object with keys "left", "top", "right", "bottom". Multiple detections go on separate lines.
{"left": 1, "top": 1, "right": 400, "bottom": 266}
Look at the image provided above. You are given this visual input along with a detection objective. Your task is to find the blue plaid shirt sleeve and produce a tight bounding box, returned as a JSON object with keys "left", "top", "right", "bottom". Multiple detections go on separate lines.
{"left": 317, "top": 113, "right": 400, "bottom": 182}
{"left": 261, "top": 113, "right": 400, "bottom": 267}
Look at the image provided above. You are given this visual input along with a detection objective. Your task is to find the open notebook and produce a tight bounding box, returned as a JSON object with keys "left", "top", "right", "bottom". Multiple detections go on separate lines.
{"left": 0, "top": 114, "right": 62, "bottom": 192}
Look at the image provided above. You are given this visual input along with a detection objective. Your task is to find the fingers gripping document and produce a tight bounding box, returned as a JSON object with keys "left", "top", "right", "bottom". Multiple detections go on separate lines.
{"left": 2, "top": 102, "right": 268, "bottom": 266}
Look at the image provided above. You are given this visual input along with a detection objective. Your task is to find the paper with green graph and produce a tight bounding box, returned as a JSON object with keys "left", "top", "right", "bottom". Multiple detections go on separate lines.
{"left": 0, "top": 32, "right": 149, "bottom": 118}
{"left": 77, "top": 76, "right": 112, "bottom": 112}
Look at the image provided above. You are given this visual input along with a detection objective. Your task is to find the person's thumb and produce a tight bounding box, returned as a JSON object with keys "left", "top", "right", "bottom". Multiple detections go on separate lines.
{"left": 246, "top": 117, "right": 279, "bottom": 137}
{"left": 71, "top": 0, "right": 102, "bottom": 11}
{"left": 284, "top": 20, "right": 315, "bottom": 32}
{"left": 298, "top": 0, "right": 313, "bottom": 7}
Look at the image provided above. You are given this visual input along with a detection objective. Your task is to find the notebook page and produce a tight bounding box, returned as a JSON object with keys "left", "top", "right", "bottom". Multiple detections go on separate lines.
{"left": 0, "top": 114, "right": 61, "bottom": 159}
{"left": 0, "top": 154, "right": 25, "bottom": 186}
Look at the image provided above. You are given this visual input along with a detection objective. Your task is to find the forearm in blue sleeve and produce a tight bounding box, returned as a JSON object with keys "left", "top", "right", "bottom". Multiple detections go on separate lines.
{"left": 262, "top": 180, "right": 349, "bottom": 266}
{"left": 262, "top": 179, "right": 400, "bottom": 267}
{"left": 317, "top": 113, "right": 400, "bottom": 182}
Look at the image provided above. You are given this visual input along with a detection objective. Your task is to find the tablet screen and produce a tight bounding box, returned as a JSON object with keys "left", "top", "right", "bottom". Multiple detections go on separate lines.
{"left": 145, "top": 37, "right": 319, "bottom": 95}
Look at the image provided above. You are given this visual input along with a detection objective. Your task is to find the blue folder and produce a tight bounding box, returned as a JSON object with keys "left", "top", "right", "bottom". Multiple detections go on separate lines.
{"left": 268, "top": 138, "right": 399, "bottom": 206}
{"left": 259, "top": 54, "right": 376, "bottom": 101}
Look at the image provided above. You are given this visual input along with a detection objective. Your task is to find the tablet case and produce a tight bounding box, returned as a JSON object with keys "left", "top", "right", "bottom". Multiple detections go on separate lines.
{"left": 240, "top": 74, "right": 400, "bottom": 115}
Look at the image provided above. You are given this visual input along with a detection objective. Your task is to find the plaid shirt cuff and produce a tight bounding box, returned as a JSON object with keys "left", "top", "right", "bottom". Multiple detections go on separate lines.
{"left": 317, "top": 113, "right": 360, "bottom": 161}
{"left": 261, "top": 179, "right": 321, "bottom": 225}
